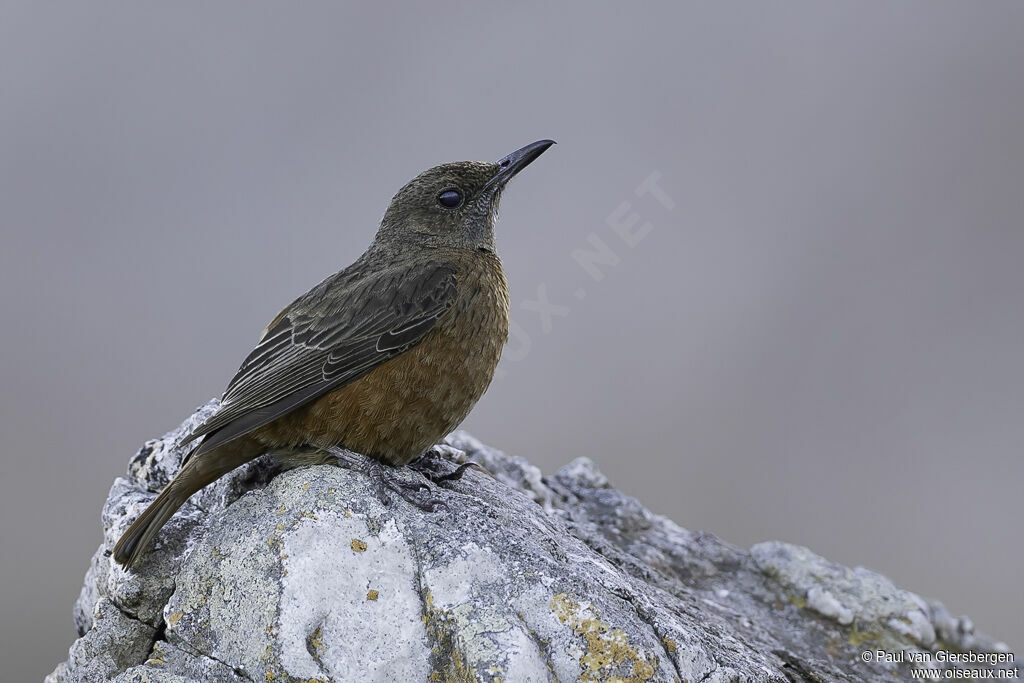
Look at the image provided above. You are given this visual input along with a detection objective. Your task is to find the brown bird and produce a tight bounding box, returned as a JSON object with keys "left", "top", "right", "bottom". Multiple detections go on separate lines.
{"left": 114, "top": 140, "right": 555, "bottom": 567}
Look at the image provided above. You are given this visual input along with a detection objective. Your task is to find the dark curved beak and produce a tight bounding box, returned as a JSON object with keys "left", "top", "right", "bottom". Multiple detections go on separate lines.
{"left": 486, "top": 139, "right": 556, "bottom": 190}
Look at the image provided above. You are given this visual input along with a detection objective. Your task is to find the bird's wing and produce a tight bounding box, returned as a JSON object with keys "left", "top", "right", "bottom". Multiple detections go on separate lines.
{"left": 181, "top": 260, "right": 458, "bottom": 458}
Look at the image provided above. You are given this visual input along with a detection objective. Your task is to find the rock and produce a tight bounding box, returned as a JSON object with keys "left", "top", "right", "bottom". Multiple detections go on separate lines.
{"left": 47, "top": 598, "right": 156, "bottom": 683}
{"left": 49, "top": 402, "right": 1019, "bottom": 682}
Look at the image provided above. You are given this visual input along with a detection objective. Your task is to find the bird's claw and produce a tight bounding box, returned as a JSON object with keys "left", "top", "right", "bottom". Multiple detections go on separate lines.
{"left": 308, "top": 446, "right": 463, "bottom": 511}
{"left": 368, "top": 459, "right": 447, "bottom": 512}
{"left": 425, "top": 460, "right": 487, "bottom": 484}
{"left": 409, "top": 445, "right": 491, "bottom": 485}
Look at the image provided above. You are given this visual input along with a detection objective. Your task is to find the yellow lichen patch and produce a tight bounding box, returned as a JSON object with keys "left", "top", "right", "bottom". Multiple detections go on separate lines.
{"left": 350, "top": 538, "right": 367, "bottom": 552}
{"left": 292, "top": 509, "right": 319, "bottom": 527}
{"left": 847, "top": 624, "right": 883, "bottom": 648}
{"left": 302, "top": 482, "right": 310, "bottom": 491}
{"left": 550, "top": 593, "right": 657, "bottom": 682}
{"left": 167, "top": 612, "right": 184, "bottom": 626}
{"left": 785, "top": 594, "right": 808, "bottom": 609}
{"left": 147, "top": 642, "right": 167, "bottom": 665}
{"left": 421, "top": 590, "right": 476, "bottom": 683}
{"left": 345, "top": 508, "right": 353, "bottom": 517}
{"left": 308, "top": 626, "right": 325, "bottom": 662}
{"left": 663, "top": 637, "right": 677, "bottom": 653}
{"left": 367, "top": 589, "right": 379, "bottom": 600}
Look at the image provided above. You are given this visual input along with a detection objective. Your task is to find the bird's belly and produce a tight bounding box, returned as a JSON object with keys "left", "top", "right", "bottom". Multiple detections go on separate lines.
{"left": 256, "top": 315, "right": 506, "bottom": 466}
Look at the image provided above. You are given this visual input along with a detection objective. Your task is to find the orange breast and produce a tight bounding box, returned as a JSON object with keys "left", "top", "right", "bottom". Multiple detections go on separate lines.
{"left": 254, "top": 252, "right": 509, "bottom": 465}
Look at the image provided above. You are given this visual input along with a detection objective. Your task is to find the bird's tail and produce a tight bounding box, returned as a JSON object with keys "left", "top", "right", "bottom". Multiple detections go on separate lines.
{"left": 113, "top": 435, "right": 260, "bottom": 567}
{"left": 113, "top": 483, "right": 189, "bottom": 567}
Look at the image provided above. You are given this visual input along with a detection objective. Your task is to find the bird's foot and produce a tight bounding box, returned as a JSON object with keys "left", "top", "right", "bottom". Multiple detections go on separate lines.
{"left": 367, "top": 459, "right": 447, "bottom": 511}
{"left": 320, "top": 446, "right": 446, "bottom": 511}
{"left": 409, "top": 444, "right": 491, "bottom": 486}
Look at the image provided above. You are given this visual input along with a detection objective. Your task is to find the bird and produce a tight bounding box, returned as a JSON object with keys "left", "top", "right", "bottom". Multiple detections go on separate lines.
{"left": 113, "top": 140, "right": 555, "bottom": 567}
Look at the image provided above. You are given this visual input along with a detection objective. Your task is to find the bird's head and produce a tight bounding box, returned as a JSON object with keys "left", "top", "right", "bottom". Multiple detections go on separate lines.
{"left": 376, "top": 140, "right": 555, "bottom": 254}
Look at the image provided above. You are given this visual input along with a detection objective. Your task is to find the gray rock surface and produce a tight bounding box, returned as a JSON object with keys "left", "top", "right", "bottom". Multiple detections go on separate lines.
{"left": 49, "top": 402, "right": 1018, "bottom": 682}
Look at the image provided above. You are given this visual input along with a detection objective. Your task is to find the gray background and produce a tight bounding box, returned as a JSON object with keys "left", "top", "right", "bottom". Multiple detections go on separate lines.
{"left": 2, "top": 3, "right": 1022, "bottom": 679}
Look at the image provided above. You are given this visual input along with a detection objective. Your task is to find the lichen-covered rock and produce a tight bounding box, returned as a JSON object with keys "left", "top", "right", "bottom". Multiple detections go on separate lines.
{"left": 49, "top": 402, "right": 1018, "bottom": 682}
{"left": 47, "top": 598, "right": 155, "bottom": 683}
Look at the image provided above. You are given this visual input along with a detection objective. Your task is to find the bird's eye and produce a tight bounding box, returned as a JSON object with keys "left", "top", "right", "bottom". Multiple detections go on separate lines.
{"left": 437, "top": 189, "right": 463, "bottom": 208}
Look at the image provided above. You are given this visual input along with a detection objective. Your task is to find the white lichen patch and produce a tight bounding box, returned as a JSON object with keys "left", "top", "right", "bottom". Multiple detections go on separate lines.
{"left": 278, "top": 511, "right": 430, "bottom": 682}
{"left": 421, "top": 542, "right": 550, "bottom": 679}
{"left": 422, "top": 542, "right": 501, "bottom": 609}
{"left": 888, "top": 610, "right": 937, "bottom": 648}
{"left": 807, "top": 586, "right": 854, "bottom": 625}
